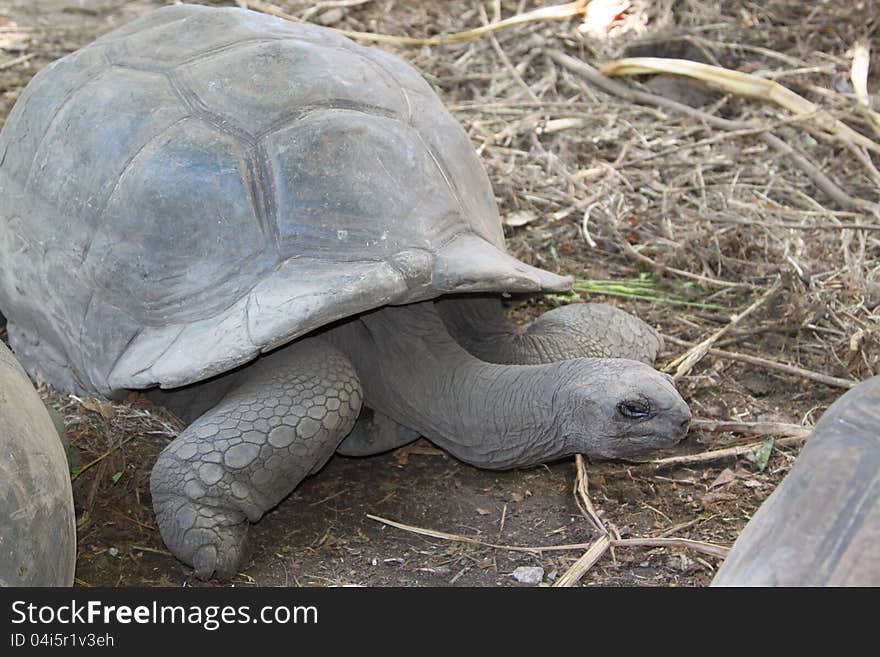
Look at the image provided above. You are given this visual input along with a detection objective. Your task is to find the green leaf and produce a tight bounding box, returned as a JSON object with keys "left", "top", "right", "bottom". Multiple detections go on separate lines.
{"left": 111, "top": 471, "right": 124, "bottom": 484}
{"left": 69, "top": 466, "right": 82, "bottom": 478}
{"left": 754, "top": 438, "right": 774, "bottom": 472}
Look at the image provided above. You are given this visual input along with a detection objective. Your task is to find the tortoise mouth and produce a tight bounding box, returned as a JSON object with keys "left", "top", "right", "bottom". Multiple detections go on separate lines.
{"left": 584, "top": 422, "right": 690, "bottom": 460}
{"left": 625, "top": 422, "right": 690, "bottom": 454}
{"left": 631, "top": 431, "right": 687, "bottom": 450}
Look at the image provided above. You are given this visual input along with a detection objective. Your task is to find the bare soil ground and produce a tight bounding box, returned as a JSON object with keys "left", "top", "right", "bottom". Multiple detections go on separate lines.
{"left": 1, "top": 0, "right": 877, "bottom": 587}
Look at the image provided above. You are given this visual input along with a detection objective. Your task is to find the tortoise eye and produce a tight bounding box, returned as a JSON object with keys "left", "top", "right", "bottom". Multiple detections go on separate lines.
{"left": 617, "top": 400, "right": 653, "bottom": 419}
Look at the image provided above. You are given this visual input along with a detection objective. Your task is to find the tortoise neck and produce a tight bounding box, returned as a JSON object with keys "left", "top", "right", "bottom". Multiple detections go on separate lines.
{"left": 438, "top": 296, "right": 583, "bottom": 365}
{"left": 325, "top": 302, "right": 577, "bottom": 469}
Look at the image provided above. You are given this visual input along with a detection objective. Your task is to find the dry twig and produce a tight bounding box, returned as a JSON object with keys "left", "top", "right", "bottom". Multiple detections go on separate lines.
{"left": 666, "top": 279, "right": 780, "bottom": 380}
{"left": 612, "top": 537, "right": 728, "bottom": 559}
{"left": 574, "top": 454, "right": 606, "bottom": 533}
{"left": 70, "top": 435, "right": 137, "bottom": 481}
{"left": 600, "top": 57, "right": 880, "bottom": 155}
{"left": 246, "top": 0, "right": 590, "bottom": 46}
{"left": 690, "top": 419, "right": 812, "bottom": 438}
{"left": 663, "top": 334, "right": 859, "bottom": 389}
{"left": 546, "top": 50, "right": 878, "bottom": 213}
{"left": 0, "top": 53, "right": 34, "bottom": 70}
{"left": 367, "top": 512, "right": 729, "bottom": 587}
{"left": 552, "top": 536, "right": 611, "bottom": 587}
{"left": 366, "top": 514, "right": 598, "bottom": 553}
{"left": 639, "top": 434, "right": 808, "bottom": 470}
{"left": 850, "top": 42, "right": 880, "bottom": 139}
{"left": 619, "top": 240, "right": 749, "bottom": 289}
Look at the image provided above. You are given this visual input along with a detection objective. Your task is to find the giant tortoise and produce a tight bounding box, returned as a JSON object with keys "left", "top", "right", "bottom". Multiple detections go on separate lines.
{"left": 0, "top": 4, "right": 690, "bottom": 578}
{"left": 0, "top": 340, "right": 76, "bottom": 586}
{"left": 712, "top": 375, "right": 879, "bottom": 586}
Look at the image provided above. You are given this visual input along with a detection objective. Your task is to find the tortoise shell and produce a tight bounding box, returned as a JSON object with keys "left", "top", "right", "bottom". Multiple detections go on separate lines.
{"left": 0, "top": 4, "right": 569, "bottom": 393}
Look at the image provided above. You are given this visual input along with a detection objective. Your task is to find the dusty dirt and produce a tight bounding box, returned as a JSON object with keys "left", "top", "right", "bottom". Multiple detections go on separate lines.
{"left": 1, "top": 0, "right": 877, "bottom": 587}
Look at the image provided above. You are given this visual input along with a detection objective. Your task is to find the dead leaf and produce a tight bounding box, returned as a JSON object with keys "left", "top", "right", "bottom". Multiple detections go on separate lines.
{"left": 579, "top": 0, "right": 630, "bottom": 36}
{"left": 80, "top": 398, "right": 115, "bottom": 419}
{"left": 392, "top": 438, "right": 445, "bottom": 465}
{"left": 503, "top": 210, "right": 538, "bottom": 227}
{"left": 476, "top": 507, "right": 491, "bottom": 516}
{"left": 709, "top": 468, "right": 737, "bottom": 489}
{"left": 701, "top": 490, "right": 739, "bottom": 504}
{"left": 392, "top": 445, "right": 411, "bottom": 466}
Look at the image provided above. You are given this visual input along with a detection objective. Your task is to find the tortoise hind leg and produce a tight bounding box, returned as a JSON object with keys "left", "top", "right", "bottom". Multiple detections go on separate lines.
{"left": 336, "top": 406, "right": 419, "bottom": 456}
{"left": 437, "top": 296, "right": 664, "bottom": 366}
{"left": 150, "top": 338, "right": 362, "bottom": 579}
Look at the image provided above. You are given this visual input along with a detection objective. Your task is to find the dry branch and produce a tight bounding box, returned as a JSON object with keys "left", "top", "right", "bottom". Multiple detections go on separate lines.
{"left": 850, "top": 42, "right": 880, "bottom": 139}
{"left": 70, "top": 435, "right": 136, "bottom": 481}
{"left": 666, "top": 280, "right": 780, "bottom": 380}
{"left": 600, "top": 57, "right": 880, "bottom": 155}
{"left": 368, "top": 513, "right": 729, "bottom": 587}
{"left": 574, "top": 454, "right": 606, "bottom": 533}
{"left": 619, "top": 240, "right": 749, "bottom": 289}
{"left": 691, "top": 419, "right": 812, "bottom": 438}
{"left": 0, "top": 53, "right": 35, "bottom": 70}
{"left": 546, "top": 50, "right": 878, "bottom": 213}
{"left": 639, "top": 434, "right": 808, "bottom": 470}
{"left": 246, "top": 0, "right": 590, "bottom": 47}
{"left": 552, "top": 536, "right": 611, "bottom": 587}
{"left": 300, "top": 0, "right": 372, "bottom": 21}
{"left": 612, "top": 537, "right": 728, "bottom": 559}
{"left": 663, "top": 334, "right": 859, "bottom": 389}
{"left": 366, "top": 514, "right": 598, "bottom": 553}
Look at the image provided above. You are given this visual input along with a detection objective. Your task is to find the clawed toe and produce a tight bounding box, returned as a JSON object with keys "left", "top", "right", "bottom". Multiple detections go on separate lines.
{"left": 154, "top": 496, "right": 252, "bottom": 580}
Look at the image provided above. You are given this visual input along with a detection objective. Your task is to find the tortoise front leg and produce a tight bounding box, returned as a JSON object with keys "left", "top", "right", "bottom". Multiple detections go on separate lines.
{"left": 150, "top": 338, "right": 362, "bottom": 579}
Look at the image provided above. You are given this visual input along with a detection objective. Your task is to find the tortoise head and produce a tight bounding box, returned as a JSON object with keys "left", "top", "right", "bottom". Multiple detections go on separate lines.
{"left": 557, "top": 359, "right": 691, "bottom": 459}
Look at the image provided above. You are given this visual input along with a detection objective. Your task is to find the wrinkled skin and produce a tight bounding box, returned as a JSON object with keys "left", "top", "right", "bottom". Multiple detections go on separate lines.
{"left": 438, "top": 296, "right": 665, "bottom": 365}
{"left": 150, "top": 299, "right": 690, "bottom": 579}
{"left": 338, "top": 296, "right": 666, "bottom": 455}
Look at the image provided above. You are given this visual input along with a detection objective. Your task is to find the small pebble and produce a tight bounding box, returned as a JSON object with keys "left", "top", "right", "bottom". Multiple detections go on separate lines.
{"left": 317, "top": 8, "right": 345, "bottom": 25}
{"left": 512, "top": 566, "right": 544, "bottom": 585}
{"left": 108, "top": 547, "right": 119, "bottom": 557}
